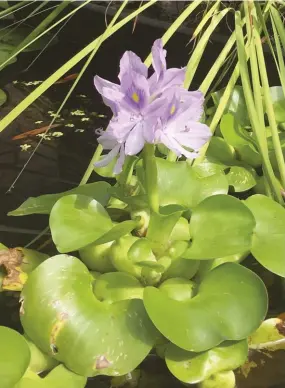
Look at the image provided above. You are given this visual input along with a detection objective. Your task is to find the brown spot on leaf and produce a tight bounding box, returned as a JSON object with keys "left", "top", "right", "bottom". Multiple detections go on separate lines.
{"left": 275, "top": 318, "right": 285, "bottom": 336}
{"left": 0, "top": 248, "right": 27, "bottom": 291}
{"left": 95, "top": 355, "right": 112, "bottom": 370}
{"left": 49, "top": 312, "right": 68, "bottom": 353}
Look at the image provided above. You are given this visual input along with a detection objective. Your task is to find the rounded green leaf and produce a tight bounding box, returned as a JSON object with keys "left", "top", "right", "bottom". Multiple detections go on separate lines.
{"left": 162, "top": 257, "right": 200, "bottom": 281}
{"left": 154, "top": 159, "right": 228, "bottom": 208}
{"left": 25, "top": 336, "right": 59, "bottom": 374}
{"left": 220, "top": 114, "right": 261, "bottom": 167}
{"left": 193, "top": 156, "right": 227, "bottom": 178}
{"left": 79, "top": 241, "right": 115, "bottom": 272}
{"left": 94, "top": 272, "right": 144, "bottom": 303}
{"left": 21, "top": 255, "right": 158, "bottom": 377}
{"left": 184, "top": 195, "right": 255, "bottom": 259}
{"left": 226, "top": 166, "right": 257, "bottom": 192}
{"left": 206, "top": 137, "right": 236, "bottom": 164}
{"left": 0, "top": 326, "right": 30, "bottom": 388}
{"left": 198, "top": 371, "right": 236, "bottom": 388}
{"left": 9, "top": 182, "right": 111, "bottom": 216}
{"left": 50, "top": 194, "right": 113, "bottom": 253}
{"left": 143, "top": 263, "right": 267, "bottom": 352}
{"left": 92, "top": 220, "right": 139, "bottom": 246}
{"left": 159, "top": 278, "right": 196, "bottom": 301}
{"left": 110, "top": 236, "right": 143, "bottom": 278}
{"left": 245, "top": 194, "right": 285, "bottom": 277}
{"left": 16, "top": 365, "right": 87, "bottom": 388}
{"left": 166, "top": 340, "right": 247, "bottom": 384}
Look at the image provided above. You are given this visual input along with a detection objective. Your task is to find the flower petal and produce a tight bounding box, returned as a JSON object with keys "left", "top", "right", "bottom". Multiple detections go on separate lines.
{"left": 149, "top": 68, "right": 186, "bottom": 96}
{"left": 94, "top": 144, "right": 120, "bottom": 168}
{"left": 151, "top": 39, "right": 166, "bottom": 80}
{"left": 114, "top": 146, "right": 126, "bottom": 174}
{"left": 175, "top": 122, "right": 212, "bottom": 151}
{"left": 94, "top": 75, "right": 123, "bottom": 114}
{"left": 97, "top": 130, "right": 117, "bottom": 149}
{"left": 120, "top": 71, "right": 150, "bottom": 112}
{"left": 119, "top": 51, "right": 148, "bottom": 81}
{"left": 108, "top": 111, "right": 136, "bottom": 141}
{"left": 125, "top": 122, "right": 146, "bottom": 155}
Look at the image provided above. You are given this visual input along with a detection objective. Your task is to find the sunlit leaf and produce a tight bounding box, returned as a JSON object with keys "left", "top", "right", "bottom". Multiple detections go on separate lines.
{"left": 184, "top": 195, "right": 255, "bottom": 259}
{"left": 21, "top": 255, "right": 158, "bottom": 376}
{"left": 166, "top": 340, "right": 247, "bottom": 384}
{"left": 9, "top": 182, "right": 111, "bottom": 216}
{"left": 49, "top": 194, "right": 113, "bottom": 253}
{"left": 245, "top": 194, "right": 285, "bottom": 277}
{"left": 144, "top": 263, "right": 267, "bottom": 352}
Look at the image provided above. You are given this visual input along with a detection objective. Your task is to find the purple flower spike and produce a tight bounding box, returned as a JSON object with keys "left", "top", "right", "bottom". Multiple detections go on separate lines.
{"left": 93, "top": 39, "right": 212, "bottom": 174}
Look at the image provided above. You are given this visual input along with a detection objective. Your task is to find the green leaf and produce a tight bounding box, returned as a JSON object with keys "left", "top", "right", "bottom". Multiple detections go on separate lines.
{"left": 50, "top": 194, "right": 113, "bottom": 253}
{"left": 143, "top": 263, "right": 267, "bottom": 352}
{"left": 226, "top": 166, "right": 257, "bottom": 192}
{"left": 166, "top": 340, "right": 247, "bottom": 384}
{"left": 9, "top": 182, "right": 111, "bottom": 216}
{"left": 93, "top": 272, "right": 144, "bottom": 303}
{"left": 159, "top": 278, "right": 196, "bottom": 302}
{"left": 245, "top": 194, "right": 285, "bottom": 276}
{"left": 162, "top": 257, "right": 200, "bottom": 281}
{"left": 25, "top": 336, "right": 58, "bottom": 374}
{"left": 269, "top": 86, "right": 285, "bottom": 123}
{"left": 198, "top": 371, "right": 236, "bottom": 388}
{"left": 193, "top": 156, "right": 227, "bottom": 178}
{"left": 146, "top": 209, "right": 182, "bottom": 256}
{"left": 0, "top": 26, "right": 57, "bottom": 52}
{"left": 91, "top": 220, "right": 138, "bottom": 246}
{"left": 212, "top": 86, "right": 250, "bottom": 126}
{"left": 249, "top": 318, "right": 285, "bottom": 351}
{"left": 184, "top": 195, "right": 255, "bottom": 259}
{"left": 220, "top": 113, "right": 261, "bottom": 167}
{"left": 0, "top": 43, "right": 17, "bottom": 68}
{"left": 196, "top": 252, "right": 247, "bottom": 281}
{"left": 16, "top": 365, "right": 87, "bottom": 388}
{"left": 154, "top": 159, "right": 228, "bottom": 209}
{"left": 21, "top": 255, "right": 158, "bottom": 377}
{"left": 0, "top": 89, "right": 7, "bottom": 106}
{"left": 206, "top": 136, "right": 236, "bottom": 164}
{"left": 79, "top": 241, "right": 115, "bottom": 273}
{"left": 0, "top": 326, "right": 30, "bottom": 388}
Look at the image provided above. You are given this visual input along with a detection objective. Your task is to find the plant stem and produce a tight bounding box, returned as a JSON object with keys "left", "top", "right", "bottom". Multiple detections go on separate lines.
{"left": 10, "top": 1, "right": 69, "bottom": 57}
{"left": 235, "top": 11, "right": 283, "bottom": 203}
{"left": 143, "top": 144, "right": 159, "bottom": 213}
{"left": 80, "top": 145, "right": 103, "bottom": 185}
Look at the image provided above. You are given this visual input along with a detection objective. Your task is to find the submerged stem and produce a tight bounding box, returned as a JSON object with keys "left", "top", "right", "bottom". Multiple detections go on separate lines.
{"left": 143, "top": 144, "right": 159, "bottom": 213}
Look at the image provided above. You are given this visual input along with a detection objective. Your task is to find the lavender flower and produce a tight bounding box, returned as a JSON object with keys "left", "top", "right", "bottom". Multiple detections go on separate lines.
{"left": 94, "top": 39, "right": 211, "bottom": 174}
{"left": 154, "top": 90, "right": 212, "bottom": 159}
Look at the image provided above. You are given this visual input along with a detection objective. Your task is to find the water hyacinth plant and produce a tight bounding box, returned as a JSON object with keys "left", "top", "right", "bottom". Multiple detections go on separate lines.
{"left": 3, "top": 1, "right": 285, "bottom": 387}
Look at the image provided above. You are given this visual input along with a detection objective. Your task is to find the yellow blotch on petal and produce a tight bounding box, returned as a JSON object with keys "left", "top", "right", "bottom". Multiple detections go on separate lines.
{"left": 170, "top": 104, "right": 176, "bottom": 115}
{"left": 132, "top": 92, "right": 140, "bottom": 103}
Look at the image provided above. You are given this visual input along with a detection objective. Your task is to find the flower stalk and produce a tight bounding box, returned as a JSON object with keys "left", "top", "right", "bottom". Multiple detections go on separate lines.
{"left": 143, "top": 144, "right": 159, "bottom": 213}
